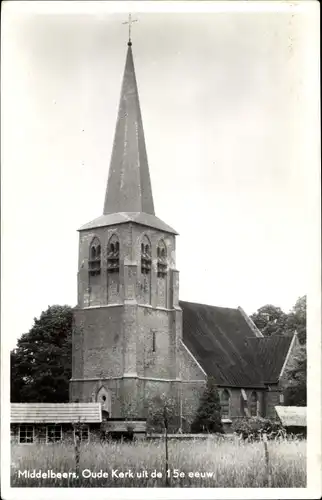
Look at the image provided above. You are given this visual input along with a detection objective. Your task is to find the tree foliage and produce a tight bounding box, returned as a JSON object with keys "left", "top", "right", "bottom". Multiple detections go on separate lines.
{"left": 10, "top": 305, "right": 73, "bottom": 403}
{"left": 231, "top": 417, "right": 285, "bottom": 440}
{"left": 282, "top": 344, "right": 307, "bottom": 406}
{"left": 250, "top": 296, "right": 306, "bottom": 343}
{"left": 286, "top": 296, "right": 307, "bottom": 344}
{"left": 250, "top": 304, "right": 288, "bottom": 337}
{"left": 191, "top": 378, "right": 223, "bottom": 434}
{"left": 147, "top": 394, "right": 178, "bottom": 432}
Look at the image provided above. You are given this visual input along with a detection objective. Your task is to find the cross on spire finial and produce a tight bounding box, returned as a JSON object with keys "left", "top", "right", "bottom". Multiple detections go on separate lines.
{"left": 122, "top": 13, "right": 138, "bottom": 46}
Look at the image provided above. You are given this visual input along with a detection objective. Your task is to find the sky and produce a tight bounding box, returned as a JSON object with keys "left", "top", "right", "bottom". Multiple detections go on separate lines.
{"left": 2, "top": 1, "right": 320, "bottom": 350}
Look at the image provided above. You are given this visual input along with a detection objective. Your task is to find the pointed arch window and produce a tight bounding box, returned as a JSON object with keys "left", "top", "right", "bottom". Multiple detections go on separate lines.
{"left": 96, "top": 386, "right": 111, "bottom": 417}
{"left": 220, "top": 389, "right": 231, "bottom": 418}
{"left": 141, "top": 238, "right": 151, "bottom": 274}
{"left": 89, "top": 237, "right": 101, "bottom": 276}
{"left": 107, "top": 236, "right": 120, "bottom": 274}
{"left": 250, "top": 391, "right": 258, "bottom": 417}
{"left": 157, "top": 241, "right": 167, "bottom": 278}
{"left": 240, "top": 389, "right": 248, "bottom": 417}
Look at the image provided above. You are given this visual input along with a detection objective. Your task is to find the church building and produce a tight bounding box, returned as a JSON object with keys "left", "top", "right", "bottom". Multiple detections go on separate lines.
{"left": 67, "top": 37, "right": 297, "bottom": 431}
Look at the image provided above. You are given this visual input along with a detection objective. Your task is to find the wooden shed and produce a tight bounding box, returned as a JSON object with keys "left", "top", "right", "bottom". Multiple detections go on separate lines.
{"left": 11, "top": 403, "right": 147, "bottom": 444}
{"left": 11, "top": 403, "right": 102, "bottom": 444}
{"left": 275, "top": 405, "right": 307, "bottom": 437}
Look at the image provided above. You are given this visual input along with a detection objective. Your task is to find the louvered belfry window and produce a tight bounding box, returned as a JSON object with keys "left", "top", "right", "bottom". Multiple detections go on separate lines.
{"left": 88, "top": 237, "right": 101, "bottom": 276}
{"left": 157, "top": 241, "right": 167, "bottom": 278}
{"left": 141, "top": 241, "right": 151, "bottom": 274}
{"left": 107, "top": 236, "right": 120, "bottom": 274}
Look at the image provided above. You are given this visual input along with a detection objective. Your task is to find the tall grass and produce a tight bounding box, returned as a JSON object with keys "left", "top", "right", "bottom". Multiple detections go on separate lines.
{"left": 11, "top": 437, "right": 306, "bottom": 488}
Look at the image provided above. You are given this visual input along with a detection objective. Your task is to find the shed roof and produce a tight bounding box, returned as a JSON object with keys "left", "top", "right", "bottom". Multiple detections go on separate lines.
{"left": 275, "top": 406, "right": 307, "bottom": 427}
{"left": 11, "top": 403, "right": 102, "bottom": 423}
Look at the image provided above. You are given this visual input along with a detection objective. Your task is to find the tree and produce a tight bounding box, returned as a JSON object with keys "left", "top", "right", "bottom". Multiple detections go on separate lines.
{"left": 10, "top": 305, "right": 73, "bottom": 403}
{"left": 250, "top": 304, "right": 288, "bottom": 337}
{"left": 191, "top": 378, "right": 223, "bottom": 434}
{"left": 282, "top": 296, "right": 307, "bottom": 405}
{"left": 147, "top": 394, "right": 178, "bottom": 433}
{"left": 250, "top": 296, "right": 307, "bottom": 342}
{"left": 282, "top": 344, "right": 307, "bottom": 406}
{"left": 286, "top": 295, "right": 307, "bottom": 344}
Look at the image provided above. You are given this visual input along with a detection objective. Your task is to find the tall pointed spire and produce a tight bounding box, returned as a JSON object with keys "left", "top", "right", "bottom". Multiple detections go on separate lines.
{"left": 103, "top": 42, "right": 155, "bottom": 215}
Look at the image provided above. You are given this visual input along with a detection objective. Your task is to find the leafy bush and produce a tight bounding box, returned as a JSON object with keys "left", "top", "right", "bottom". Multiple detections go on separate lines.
{"left": 231, "top": 417, "right": 285, "bottom": 440}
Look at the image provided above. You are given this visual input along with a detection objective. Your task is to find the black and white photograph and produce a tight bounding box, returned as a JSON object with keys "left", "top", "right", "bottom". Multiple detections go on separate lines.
{"left": 1, "top": 1, "right": 320, "bottom": 498}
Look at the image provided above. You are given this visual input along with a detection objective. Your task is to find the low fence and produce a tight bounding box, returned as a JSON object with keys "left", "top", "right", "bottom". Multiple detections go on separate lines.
{"left": 147, "top": 433, "right": 237, "bottom": 441}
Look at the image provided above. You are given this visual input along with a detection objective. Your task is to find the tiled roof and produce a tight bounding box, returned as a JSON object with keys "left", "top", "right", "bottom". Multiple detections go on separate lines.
{"left": 180, "top": 301, "right": 293, "bottom": 387}
{"left": 275, "top": 406, "right": 306, "bottom": 427}
{"left": 244, "top": 335, "right": 293, "bottom": 383}
{"left": 79, "top": 212, "right": 177, "bottom": 234}
{"left": 180, "top": 301, "right": 264, "bottom": 387}
{"left": 11, "top": 403, "right": 102, "bottom": 423}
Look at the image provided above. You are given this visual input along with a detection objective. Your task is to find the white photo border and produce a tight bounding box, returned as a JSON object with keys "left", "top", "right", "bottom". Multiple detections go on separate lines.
{"left": 1, "top": 1, "right": 320, "bottom": 499}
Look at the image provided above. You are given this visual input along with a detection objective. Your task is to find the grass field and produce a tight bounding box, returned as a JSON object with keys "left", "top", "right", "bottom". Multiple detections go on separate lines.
{"left": 11, "top": 436, "right": 306, "bottom": 488}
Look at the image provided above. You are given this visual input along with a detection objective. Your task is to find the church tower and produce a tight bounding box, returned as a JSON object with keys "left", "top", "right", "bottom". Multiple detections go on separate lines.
{"left": 70, "top": 39, "right": 182, "bottom": 419}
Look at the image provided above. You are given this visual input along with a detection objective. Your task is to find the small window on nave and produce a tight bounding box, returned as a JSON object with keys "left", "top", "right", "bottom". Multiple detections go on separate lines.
{"left": 107, "top": 236, "right": 120, "bottom": 274}
{"left": 157, "top": 241, "right": 167, "bottom": 278}
{"left": 152, "top": 330, "right": 156, "bottom": 352}
{"left": 89, "top": 237, "right": 101, "bottom": 276}
{"left": 141, "top": 239, "right": 151, "bottom": 274}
